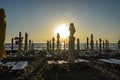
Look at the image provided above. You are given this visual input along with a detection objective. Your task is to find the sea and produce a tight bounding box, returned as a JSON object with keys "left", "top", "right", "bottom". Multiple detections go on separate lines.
{"left": 5, "top": 43, "right": 118, "bottom": 51}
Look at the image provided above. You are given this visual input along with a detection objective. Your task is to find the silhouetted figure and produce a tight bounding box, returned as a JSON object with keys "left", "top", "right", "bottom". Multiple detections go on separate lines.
{"left": 24, "top": 33, "right": 28, "bottom": 52}
{"left": 86, "top": 37, "right": 89, "bottom": 50}
{"left": 77, "top": 38, "right": 80, "bottom": 52}
{"left": 68, "top": 23, "right": 75, "bottom": 64}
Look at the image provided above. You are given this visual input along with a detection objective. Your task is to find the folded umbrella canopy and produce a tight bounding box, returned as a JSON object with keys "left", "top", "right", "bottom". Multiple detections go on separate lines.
{"left": 24, "top": 33, "right": 28, "bottom": 52}
{"left": 0, "top": 8, "right": 7, "bottom": 60}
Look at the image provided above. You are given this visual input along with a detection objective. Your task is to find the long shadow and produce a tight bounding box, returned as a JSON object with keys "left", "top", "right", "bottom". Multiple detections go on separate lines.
{"left": 42, "top": 64, "right": 110, "bottom": 80}
{"left": 25, "top": 58, "right": 46, "bottom": 80}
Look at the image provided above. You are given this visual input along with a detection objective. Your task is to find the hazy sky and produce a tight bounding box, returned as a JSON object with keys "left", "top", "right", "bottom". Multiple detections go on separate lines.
{"left": 0, "top": 0, "right": 120, "bottom": 43}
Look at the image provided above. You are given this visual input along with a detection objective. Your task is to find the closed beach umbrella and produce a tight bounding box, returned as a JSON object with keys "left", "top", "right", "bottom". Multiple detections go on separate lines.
{"left": 24, "top": 33, "right": 28, "bottom": 52}
{"left": 0, "top": 8, "right": 6, "bottom": 60}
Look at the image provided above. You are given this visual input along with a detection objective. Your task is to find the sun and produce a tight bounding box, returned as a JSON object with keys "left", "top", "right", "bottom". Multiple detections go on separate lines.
{"left": 55, "top": 24, "right": 69, "bottom": 39}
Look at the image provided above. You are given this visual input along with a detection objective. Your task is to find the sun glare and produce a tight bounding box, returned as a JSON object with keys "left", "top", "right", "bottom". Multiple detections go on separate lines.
{"left": 55, "top": 24, "right": 69, "bottom": 39}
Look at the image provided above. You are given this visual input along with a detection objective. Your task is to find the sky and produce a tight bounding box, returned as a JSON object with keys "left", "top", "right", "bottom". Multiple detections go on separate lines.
{"left": 0, "top": 0, "right": 120, "bottom": 43}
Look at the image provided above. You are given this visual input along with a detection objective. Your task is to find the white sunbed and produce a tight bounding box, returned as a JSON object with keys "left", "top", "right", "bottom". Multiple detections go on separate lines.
{"left": 99, "top": 59, "right": 120, "bottom": 64}
{"left": 47, "top": 61, "right": 57, "bottom": 64}
{"left": 2, "top": 62, "right": 16, "bottom": 68}
{"left": 12, "top": 61, "right": 28, "bottom": 70}
{"left": 108, "top": 58, "right": 120, "bottom": 64}
{"left": 0, "top": 62, "right": 2, "bottom": 66}
{"left": 75, "top": 59, "right": 90, "bottom": 63}
{"left": 58, "top": 60, "right": 68, "bottom": 64}
{"left": 99, "top": 58, "right": 120, "bottom": 67}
